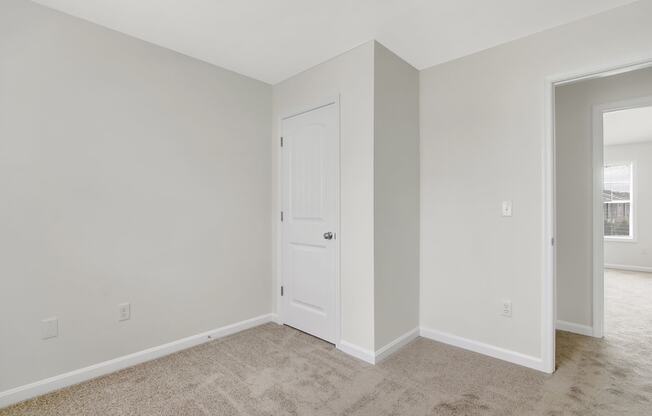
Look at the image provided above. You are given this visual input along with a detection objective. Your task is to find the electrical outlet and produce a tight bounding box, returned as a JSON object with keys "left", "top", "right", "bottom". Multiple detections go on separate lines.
{"left": 501, "top": 300, "right": 512, "bottom": 317}
{"left": 118, "top": 303, "right": 131, "bottom": 321}
{"left": 41, "top": 317, "right": 58, "bottom": 339}
{"left": 502, "top": 200, "right": 513, "bottom": 217}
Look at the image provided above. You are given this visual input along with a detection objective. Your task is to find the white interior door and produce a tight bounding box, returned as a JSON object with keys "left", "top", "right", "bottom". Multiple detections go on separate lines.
{"left": 281, "top": 102, "right": 338, "bottom": 343}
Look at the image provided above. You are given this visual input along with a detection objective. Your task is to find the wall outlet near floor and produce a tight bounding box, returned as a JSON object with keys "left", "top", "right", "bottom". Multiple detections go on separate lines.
{"left": 501, "top": 300, "right": 512, "bottom": 317}
{"left": 41, "top": 317, "right": 58, "bottom": 339}
{"left": 502, "top": 200, "right": 513, "bottom": 217}
{"left": 118, "top": 303, "right": 131, "bottom": 321}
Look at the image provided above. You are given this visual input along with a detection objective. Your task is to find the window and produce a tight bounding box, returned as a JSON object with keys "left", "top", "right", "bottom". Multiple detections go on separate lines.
{"left": 603, "top": 163, "right": 633, "bottom": 239}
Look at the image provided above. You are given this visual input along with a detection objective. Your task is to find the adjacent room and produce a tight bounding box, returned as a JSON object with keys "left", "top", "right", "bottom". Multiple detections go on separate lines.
{"left": 2, "top": 0, "right": 652, "bottom": 415}
{"left": 603, "top": 109, "right": 652, "bottom": 347}
{"left": 555, "top": 65, "right": 652, "bottom": 415}
{"left": 603, "top": 107, "right": 652, "bottom": 349}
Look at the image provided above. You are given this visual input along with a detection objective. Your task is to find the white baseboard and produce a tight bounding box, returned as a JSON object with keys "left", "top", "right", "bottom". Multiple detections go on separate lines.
{"left": 556, "top": 320, "right": 594, "bottom": 337}
{"left": 337, "top": 327, "right": 420, "bottom": 365}
{"left": 419, "top": 327, "right": 546, "bottom": 372}
{"left": 0, "top": 313, "right": 276, "bottom": 409}
{"left": 337, "top": 341, "right": 375, "bottom": 364}
{"left": 374, "top": 327, "right": 420, "bottom": 363}
{"left": 605, "top": 264, "right": 652, "bottom": 273}
{"left": 269, "top": 313, "right": 281, "bottom": 324}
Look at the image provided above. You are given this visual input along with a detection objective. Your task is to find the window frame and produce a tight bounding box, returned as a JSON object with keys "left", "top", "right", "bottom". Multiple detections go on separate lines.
{"left": 603, "top": 161, "right": 636, "bottom": 242}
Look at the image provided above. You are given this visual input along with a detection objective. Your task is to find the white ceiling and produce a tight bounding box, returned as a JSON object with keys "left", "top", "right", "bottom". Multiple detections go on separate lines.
{"left": 604, "top": 106, "right": 652, "bottom": 146}
{"left": 32, "top": 0, "right": 638, "bottom": 84}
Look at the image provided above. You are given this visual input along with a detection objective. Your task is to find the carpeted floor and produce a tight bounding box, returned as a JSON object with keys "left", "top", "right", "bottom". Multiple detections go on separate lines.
{"left": 2, "top": 269, "right": 651, "bottom": 415}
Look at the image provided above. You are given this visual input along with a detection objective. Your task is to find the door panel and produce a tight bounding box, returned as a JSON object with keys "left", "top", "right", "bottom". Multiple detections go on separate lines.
{"left": 282, "top": 103, "right": 337, "bottom": 343}
{"left": 290, "top": 124, "right": 325, "bottom": 220}
{"left": 289, "top": 243, "right": 327, "bottom": 314}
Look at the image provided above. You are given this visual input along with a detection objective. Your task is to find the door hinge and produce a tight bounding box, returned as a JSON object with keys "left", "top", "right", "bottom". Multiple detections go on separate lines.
{"left": 280, "top": 211, "right": 284, "bottom": 222}
{"left": 280, "top": 286, "right": 284, "bottom": 296}
{"left": 280, "top": 136, "right": 283, "bottom": 147}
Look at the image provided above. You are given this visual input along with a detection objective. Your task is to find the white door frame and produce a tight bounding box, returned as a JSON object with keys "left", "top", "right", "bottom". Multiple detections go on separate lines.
{"left": 544, "top": 58, "right": 652, "bottom": 373}
{"left": 276, "top": 96, "right": 341, "bottom": 346}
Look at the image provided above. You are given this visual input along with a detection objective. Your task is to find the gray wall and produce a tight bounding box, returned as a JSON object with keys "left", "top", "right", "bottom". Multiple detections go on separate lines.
{"left": 420, "top": 0, "right": 652, "bottom": 366}
{"left": 604, "top": 142, "right": 652, "bottom": 270}
{"left": 0, "top": 0, "right": 272, "bottom": 391}
{"left": 373, "top": 42, "right": 420, "bottom": 349}
{"left": 556, "top": 67, "right": 652, "bottom": 328}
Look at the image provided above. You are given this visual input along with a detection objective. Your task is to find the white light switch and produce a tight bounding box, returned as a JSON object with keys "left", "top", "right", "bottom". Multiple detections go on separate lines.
{"left": 41, "top": 317, "right": 58, "bottom": 340}
{"left": 502, "top": 200, "right": 513, "bottom": 217}
{"left": 502, "top": 300, "right": 513, "bottom": 317}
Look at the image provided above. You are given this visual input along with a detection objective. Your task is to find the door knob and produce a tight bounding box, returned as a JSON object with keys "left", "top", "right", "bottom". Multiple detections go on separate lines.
{"left": 323, "top": 232, "right": 333, "bottom": 240}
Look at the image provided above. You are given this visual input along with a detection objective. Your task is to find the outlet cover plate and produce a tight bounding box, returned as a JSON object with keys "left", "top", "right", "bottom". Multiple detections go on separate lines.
{"left": 41, "top": 317, "right": 58, "bottom": 339}
{"left": 118, "top": 303, "right": 131, "bottom": 321}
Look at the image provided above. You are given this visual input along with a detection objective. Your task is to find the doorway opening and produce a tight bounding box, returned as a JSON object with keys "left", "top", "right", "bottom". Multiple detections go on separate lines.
{"left": 552, "top": 64, "right": 652, "bottom": 371}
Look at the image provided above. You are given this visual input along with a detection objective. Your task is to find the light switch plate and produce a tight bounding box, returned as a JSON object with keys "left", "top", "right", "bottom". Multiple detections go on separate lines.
{"left": 502, "top": 300, "right": 513, "bottom": 317}
{"left": 41, "top": 317, "right": 58, "bottom": 340}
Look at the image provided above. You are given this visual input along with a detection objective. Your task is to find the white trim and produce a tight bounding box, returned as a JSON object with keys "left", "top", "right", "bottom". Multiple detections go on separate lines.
{"left": 542, "top": 76, "right": 556, "bottom": 374}
{"left": 337, "top": 328, "right": 420, "bottom": 365}
{"left": 269, "top": 313, "right": 282, "bottom": 324}
{"left": 337, "top": 341, "right": 375, "bottom": 364}
{"left": 276, "top": 96, "right": 342, "bottom": 347}
{"left": 419, "top": 327, "right": 545, "bottom": 372}
{"left": 544, "top": 57, "right": 652, "bottom": 375}
{"left": 551, "top": 59, "right": 652, "bottom": 88}
{"left": 604, "top": 236, "right": 637, "bottom": 243}
{"left": 0, "top": 314, "right": 276, "bottom": 409}
{"left": 591, "top": 102, "right": 606, "bottom": 339}
{"left": 556, "top": 320, "right": 594, "bottom": 337}
{"left": 374, "top": 328, "right": 420, "bottom": 364}
{"left": 605, "top": 264, "right": 652, "bottom": 273}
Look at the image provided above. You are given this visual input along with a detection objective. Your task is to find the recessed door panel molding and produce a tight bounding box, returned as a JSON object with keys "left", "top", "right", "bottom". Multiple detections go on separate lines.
{"left": 290, "top": 124, "right": 326, "bottom": 221}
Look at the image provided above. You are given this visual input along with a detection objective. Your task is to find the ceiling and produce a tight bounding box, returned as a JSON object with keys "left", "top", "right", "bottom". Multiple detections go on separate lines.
{"left": 32, "top": 0, "right": 638, "bottom": 84}
{"left": 604, "top": 106, "right": 652, "bottom": 146}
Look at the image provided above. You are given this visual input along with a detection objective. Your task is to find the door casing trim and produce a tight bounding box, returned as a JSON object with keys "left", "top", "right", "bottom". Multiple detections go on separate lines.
{"left": 544, "top": 57, "right": 652, "bottom": 374}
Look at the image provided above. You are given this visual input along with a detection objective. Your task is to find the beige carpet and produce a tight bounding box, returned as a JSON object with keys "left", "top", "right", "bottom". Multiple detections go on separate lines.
{"left": 2, "top": 269, "right": 651, "bottom": 415}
